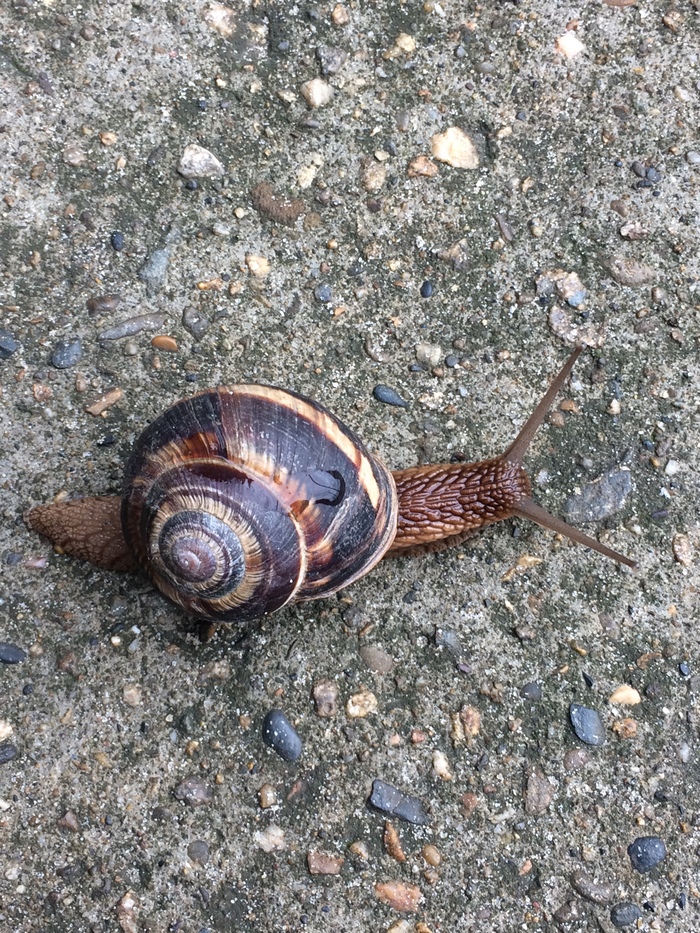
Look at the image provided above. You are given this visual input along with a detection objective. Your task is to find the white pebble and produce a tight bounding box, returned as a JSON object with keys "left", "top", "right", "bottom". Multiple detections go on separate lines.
{"left": 556, "top": 31, "right": 585, "bottom": 59}
{"left": 178, "top": 144, "right": 224, "bottom": 179}
{"left": 300, "top": 78, "right": 333, "bottom": 108}
{"left": 254, "top": 824, "right": 286, "bottom": 852}
{"left": 664, "top": 459, "right": 681, "bottom": 476}
{"left": 431, "top": 126, "right": 479, "bottom": 169}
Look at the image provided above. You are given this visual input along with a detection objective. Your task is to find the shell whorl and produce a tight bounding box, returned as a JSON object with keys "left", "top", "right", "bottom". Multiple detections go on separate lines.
{"left": 121, "top": 385, "right": 397, "bottom": 623}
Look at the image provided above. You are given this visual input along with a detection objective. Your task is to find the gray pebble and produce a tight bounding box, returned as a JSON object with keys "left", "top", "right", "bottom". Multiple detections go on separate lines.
{"left": 86, "top": 294, "right": 120, "bottom": 315}
{"left": 0, "top": 329, "right": 20, "bottom": 360}
{"left": 687, "top": 150, "right": 700, "bottom": 165}
{"left": 173, "top": 776, "right": 213, "bottom": 807}
{"left": 645, "top": 166, "right": 661, "bottom": 183}
{"left": 51, "top": 337, "right": 83, "bottom": 369}
{"left": 0, "top": 642, "right": 27, "bottom": 664}
{"left": 316, "top": 44, "right": 348, "bottom": 75}
{"left": 627, "top": 836, "right": 666, "bottom": 873}
{"left": 610, "top": 902, "right": 643, "bottom": 928}
{"left": 99, "top": 313, "right": 167, "bottom": 340}
{"left": 187, "top": 840, "right": 210, "bottom": 865}
{"left": 313, "top": 283, "right": 333, "bottom": 303}
{"left": 520, "top": 681, "right": 542, "bottom": 701}
{"left": 564, "top": 468, "right": 632, "bottom": 523}
{"left": 0, "top": 743, "right": 18, "bottom": 765}
{"left": 569, "top": 703, "right": 606, "bottom": 746}
{"left": 368, "top": 778, "right": 430, "bottom": 825}
{"left": 373, "top": 384, "right": 408, "bottom": 407}
{"left": 182, "top": 307, "right": 211, "bottom": 340}
{"left": 435, "top": 628, "right": 462, "bottom": 656}
{"left": 571, "top": 867, "right": 613, "bottom": 904}
{"left": 262, "top": 709, "right": 302, "bottom": 762}
{"left": 631, "top": 160, "right": 647, "bottom": 178}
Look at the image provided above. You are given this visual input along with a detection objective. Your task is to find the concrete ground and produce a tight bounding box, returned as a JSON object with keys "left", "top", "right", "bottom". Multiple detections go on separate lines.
{"left": 1, "top": 1, "right": 698, "bottom": 931}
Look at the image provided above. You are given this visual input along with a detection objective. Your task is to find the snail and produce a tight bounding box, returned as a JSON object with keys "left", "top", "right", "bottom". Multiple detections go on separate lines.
{"left": 26, "top": 348, "right": 636, "bottom": 624}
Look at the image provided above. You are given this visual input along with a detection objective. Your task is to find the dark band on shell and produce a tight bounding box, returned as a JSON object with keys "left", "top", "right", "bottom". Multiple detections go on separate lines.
{"left": 121, "top": 385, "right": 397, "bottom": 623}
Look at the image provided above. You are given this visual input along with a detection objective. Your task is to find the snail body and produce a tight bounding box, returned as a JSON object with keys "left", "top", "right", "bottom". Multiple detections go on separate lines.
{"left": 27, "top": 349, "right": 636, "bottom": 624}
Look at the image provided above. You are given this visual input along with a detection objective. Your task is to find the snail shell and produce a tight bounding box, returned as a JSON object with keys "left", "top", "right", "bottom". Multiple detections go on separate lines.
{"left": 121, "top": 384, "right": 397, "bottom": 623}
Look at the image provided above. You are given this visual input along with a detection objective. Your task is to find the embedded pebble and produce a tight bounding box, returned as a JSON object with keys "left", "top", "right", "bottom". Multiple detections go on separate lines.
{"left": 570, "top": 703, "right": 606, "bottom": 746}
{"left": 251, "top": 182, "right": 305, "bottom": 226}
{"left": 520, "top": 681, "right": 542, "bottom": 701}
{"left": 110, "top": 231, "right": 125, "bottom": 251}
{"left": 313, "top": 283, "right": 333, "bottom": 303}
{"left": 86, "top": 294, "right": 120, "bottom": 315}
{"left": 99, "top": 313, "right": 167, "bottom": 340}
{"left": 182, "top": 307, "right": 211, "bottom": 340}
{"left": 187, "top": 840, "right": 210, "bottom": 866}
{"left": 0, "top": 329, "right": 21, "bottom": 360}
{"left": 556, "top": 31, "right": 585, "bottom": 58}
{"left": 300, "top": 78, "right": 333, "bottom": 108}
{"left": 571, "top": 867, "right": 613, "bottom": 904}
{"left": 85, "top": 388, "right": 123, "bottom": 416}
{"left": 151, "top": 335, "right": 178, "bottom": 353}
{"left": 610, "top": 902, "right": 643, "bottom": 928}
{"left": 0, "top": 743, "right": 18, "bottom": 765}
{"left": 373, "top": 384, "right": 408, "bottom": 408}
{"left": 360, "top": 158, "right": 387, "bottom": 192}
{"left": 254, "top": 824, "right": 286, "bottom": 852}
{"left": 262, "top": 709, "right": 302, "bottom": 762}
{"left": 307, "top": 850, "right": 344, "bottom": 875}
{"left": 564, "top": 468, "right": 632, "bottom": 522}
{"left": 374, "top": 880, "right": 422, "bottom": 913}
{"left": 312, "top": 679, "right": 339, "bottom": 718}
{"left": 548, "top": 305, "right": 605, "bottom": 348}
{"left": 139, "top": 235, "right": 179, "bottom": 295}
{"left": 415, "top": 342, "right": 442, "bottom": 367}
{"left": 51, "top": 337, "right": 82, "bottom": 369}
{"left": 524, "top": 767, "right": 556, "bottom": 815}
{"left": 602, "top": 256, "right": 655, "bottom": 286}
{"left": 420, "top": 280, "right": 433, "bottom": 298}
{"left": 408, "top": 155, "right": 438, "bottom": 178}
{"left": 431, "top": 126, "right": 479, "bottom": 169}
{"left": 258, "top": 783, "right": 277, "bottom": 808}
{"left": 246, "top": 254, "right": 270, "bottom": 277}
{"left": 687, "top": 150, "right": 700, "bottom": 165}
{"left": 345, "top": 688, "right": 378, "bottom": 718}
{"left": 316, "top": 45, "right": 348, "bottom": 75}
{"left": 0, "top": 643, "right": 27, "bottom": 664}
{"left": 178, "top": 143, "right": 224, "bottom": 178}
{"left": 672, "top": 533, "right": 693, "bottom": 567}
{"left": 627, "top": 836, "right": 666, "bottom": 873}
{"left": 358, "top": 645, "right": 394, "bottom": 674}
{"left": 608, "top": 685, "right": 641, "bottom": 705}
{"left": 57, "top": 810, "right": 80, "bottom": 832}
{"left": 368, "top": 779, "right": 430, "bottom": 825}
{"left": 383, "top": 821, "right": 406, "bottom": 862}
{"left": 0, "top": 721, "right": 13, "bottom": 742}
{"left": 173, "top": 776, "right": 214, "bottom": 807}
{"left": 432, "top": 749, "right": 453, "bottom": 781}
{"left": 202, "top": 3, "right": 236, "bottom": 38}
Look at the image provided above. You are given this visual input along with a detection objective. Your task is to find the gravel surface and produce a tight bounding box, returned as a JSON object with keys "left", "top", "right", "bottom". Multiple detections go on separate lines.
{"left": 1, "top": 2, "right": 699, "bottom": 932}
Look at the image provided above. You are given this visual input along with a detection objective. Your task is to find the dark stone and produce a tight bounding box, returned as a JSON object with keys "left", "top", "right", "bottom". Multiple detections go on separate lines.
{"left": 182, "top": 307, "right": 211, "bottom": 339}
{"left": 420, "top": 280, "right": 433, "bottom": 298}
{"left": 51, "top": 337, "right": 83, "bottom": 369}
{"left": 110, "top": 231, "right": 125, "bottom": 251}
{"left": 520, "top": 681, "right": 542, "bottom": 701}
{"left": 315, "top": 45, "right": 348, "bottom": 76}
{"left": 569, "top": 703, "right": 606, "bottom": 746}
{"left": 187, "top": 840, "right": 210, "bottom": 865}
{"left": 0, "top": 329, "right": 20, "bottom": 360}
{"left": 610, "top": 902, "right": 643, "bottom": 927}
{"left": 373, "top": 384, "right": 408, "bottom": 408}
{"left": 679, "top": 661, "right": 690, "bottom": 676}
{"left": 368, "top": 778, "right": 430, "bottom": 825}
{"left": 645, "top": 166, "right": 661, "bottom": 183}
{"left": 0, "top": 642, "right": 27, "bottom": 664}
{"left": 173, "top": 776, "right": 213, "bottom": 807}
{"left": 627, "top": 836, "right": 666, "bottom": 873}
{"left": 0, "top": 743, "right": 18, "bottom": 765}
{"left": 262, "top": 709, "right": 302, "bottom": 762}
{"left": 564, "top": 468, "right": 632, "bottom": 522}
{"left": 86, "top": 294, "right": 120, "bottom": 315}
{"left": 313, "top": 283, "right": 333, "bottom": 303}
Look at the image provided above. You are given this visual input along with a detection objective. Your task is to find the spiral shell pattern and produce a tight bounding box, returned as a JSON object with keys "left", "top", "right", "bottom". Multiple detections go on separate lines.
{"left": 121, "top": 385, "right": 397, "bottom": 623}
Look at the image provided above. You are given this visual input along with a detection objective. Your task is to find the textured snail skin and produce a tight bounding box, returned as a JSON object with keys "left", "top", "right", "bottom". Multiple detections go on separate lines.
{"left": 25, "top": 348, "right": 636, "bottom": 624}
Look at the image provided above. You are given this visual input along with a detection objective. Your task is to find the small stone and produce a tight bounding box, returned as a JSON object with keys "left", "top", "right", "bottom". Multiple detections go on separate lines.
{"left": 373, "top": 385, "right": 408, "bottom": 408}
{"left": 251, "top": 182, "right": 304, "bottom": 226}
{"left": 0, "top": 643, "right": 27, "bottom": 664}
{"left": 564, "top": 748, "right": 591, "bottom": 770}
{"left": 138, "top": 236, "right": 179, "bottom": 295}
{"left": 374, "top": 881, "right": 422, "bottom": 913}
{"left": 254, "top": 824, "right": 286, "bottom": 852}
{"left": 86, "top": 294, "right": 120, "bottom": 315}
{"left": 63, "top": 142, "right": 87, "bottom": 166}
{"left": 432, "top": 749, "right": 453, "bottom": 781}
{"left": 407, "top": 155, "right": 438, "bottom": 178}
{"left": 548, "top": 305, "right": 605, "bottom": 348}
{"left": 0, "top": 743, "right": 18, "bottom": 765}
{"left": 331, "top": 4, "right": 350, "bottom": 26}
{"left": 608, "top": 685, "right": 641, "bottom": 705}
{"left": 348, "top": 840, "right": 369, "bottom": 860}
{"left": 313, "top": 283, "right": 333, "bottom": 303}
{"left": 602, "top": 256, "right": 655, "bottom": 286}
{"left": 57, "top": 810, "right": 80, "bottom": 832}
{"left": 627, "top": 836, "right": 666, "bottom": 873}
{"left": 316, "top": 45, "right": 348, "bottom": 75}
{"left": 262, "top": 709, "right": 302, "bottom": 762}
{"left": 564, "top": 468, "right": 632, "bottom": 522}
{"left": 664, "top": 459, "right": 680, "bottom": 476}
{"left": 368, "top": 779, "right": 430, "bottom": 825}
{"left": 187, "top": 840, "right": 210, "bottom": 866}
{"left": 116, "top": 891, "right": 138, "bottom": 933}
{"left": 246, "top": 254, "right": 270, "bottom": 277}
{"left": 312, "top": 679, "right": 339, "bottom": 718}
{"left": 612, "top": 717, "right": 638, "bottom": 739}
{"left": 672, "top": 534, "right": 693, "bottom": 567}
{"left": 610, "top": 902, "right": 643, "bottom": 928}
{"left": 0, "top": 721, "right": 13, "bottom": 742}
{"left": 570, "top": 703, "right": 606, "bottom": 746}
{"left": 50, "top": 338, "right": 83, "bottom": 369}
{"left": 85, "top": 388, "right": 123, "bottom": 416}
{"left": 524, "top": 766, "right": 556, "bottom": 815}
{"left": 415, "top": 342, "right": 442, "bottom": 367}
{"left": 430, "top": 126, "right": 479, "bottom": 169}
{"left": 345, "top": 688, "right": 378, "bottom": 718}
{"left": 178, "top": 144, "right": 224, "bottom": 178}
{"left": 300, "top": 78, "right": 333, "bottom": 108}
{"left": 0, "top": 329, "right": 20, "bottom": 360}
{"left": 151, "top": 335, "right": 178, "bottom": 353}
{"left": 459, "top": 705, "right": 481, "bottom": 739}
{"left": 686, "top": 150, "right": 700, "bottom": 165}
{"left": 203, "top": 3, "right": 236, "bottom": 38}
{"left": 679, "top": 661, "right": 691, "bottom": 677}
{"left": 383, "top": 821, "right": 406, "bottom": 862}
{"left": 182, "top": 307, "right": 211, "bottom": 340}
{"left": 360, "top": 158, "right": 387, "bottom": 192}
{"left": 110, "top": 231, "right": 125, "bottom": 251}
{"left": 122, "top": 684, "right": 142, "bottom": 707}
{"left": 359, "top": 645, "right": 394, "bottom": 674}
{"left": 99, "top": 313, "right": 166, "bottom": 341}
{"left": 556, "top": 31, "right": 585, "bottom": 58}
{"left": 307, "top": 850, "right": 344, "bottom": 875}
{"left": 173, "top": 776, "right": 213, "bottom": 807}
{"left": 520, "top": 681, "right": 542, "bottom": 701}
{"left": 258, "top": 783, "right": 277, "bottom": 808}
{"left": 461, "top": 792, "right": 478, "bottom": 817}
{"left": 419, "top": 280, "right": 433, "bottom": 298}
{"left": 422, "top": 844, "right": 441, "bottom": 867}
{"left": 571, "top": 867, "right": 613, "bottom": 904}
